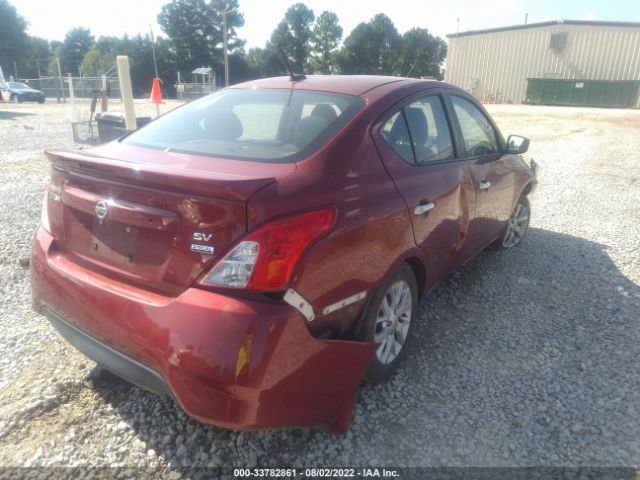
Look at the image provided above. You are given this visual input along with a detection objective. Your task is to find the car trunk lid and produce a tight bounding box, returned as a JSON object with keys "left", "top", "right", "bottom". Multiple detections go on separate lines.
{"left": 44, "top": 143, "right": 296, "bottom": 296}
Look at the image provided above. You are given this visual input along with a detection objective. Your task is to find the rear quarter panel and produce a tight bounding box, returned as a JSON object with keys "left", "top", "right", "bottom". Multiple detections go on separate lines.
{"left": 247, "top": 93, "right": 423, "bottom": 338}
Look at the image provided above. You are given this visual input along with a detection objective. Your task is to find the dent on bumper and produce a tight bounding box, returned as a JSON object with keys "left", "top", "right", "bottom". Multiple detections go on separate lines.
{"left": 30, "top": 227, "right": 376, "bottom": 432}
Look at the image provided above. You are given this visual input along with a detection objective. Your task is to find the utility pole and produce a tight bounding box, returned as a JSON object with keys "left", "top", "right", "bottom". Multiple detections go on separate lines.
{"left": 36, "top": 60, "right": 42, "bottom": 93}
{"left": 149, "top": 24, "right": 159, "bottom": 78}
{"left": 223, "top": 7, "right": 230, "bottom": 86}
{"left": 524, "top": 13, "right": 529, "bottom": 24}
{"left": 13, "top": 60, "right": 18, "bottom": 80}
{"left": 56, "top": 57, "right": 66, "bottom": 103}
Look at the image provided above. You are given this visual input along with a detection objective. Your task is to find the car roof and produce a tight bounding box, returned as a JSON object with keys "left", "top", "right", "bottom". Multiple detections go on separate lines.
{"left": 230, "top": 75, "right": 441, "bottom": 97}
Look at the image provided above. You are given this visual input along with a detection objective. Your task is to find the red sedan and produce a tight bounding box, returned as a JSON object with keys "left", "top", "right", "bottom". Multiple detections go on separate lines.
{"left": 31, "top": 75, "right": 536, "bottom": 432}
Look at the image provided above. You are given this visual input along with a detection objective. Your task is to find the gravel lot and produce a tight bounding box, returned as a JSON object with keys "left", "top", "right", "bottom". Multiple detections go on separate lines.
{"left": 1, "top": 100, "right": 639, "bottom": 477}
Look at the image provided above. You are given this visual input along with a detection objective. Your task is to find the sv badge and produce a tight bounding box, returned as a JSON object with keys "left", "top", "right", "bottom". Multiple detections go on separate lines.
{"left": 192, "top": 232, "right": 213, "bottom": 242}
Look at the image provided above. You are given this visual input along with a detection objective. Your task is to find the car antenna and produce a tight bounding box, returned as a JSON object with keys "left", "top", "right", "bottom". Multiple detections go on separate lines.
{"left": 277, "top": 47, "right": 306, "bottom": 82}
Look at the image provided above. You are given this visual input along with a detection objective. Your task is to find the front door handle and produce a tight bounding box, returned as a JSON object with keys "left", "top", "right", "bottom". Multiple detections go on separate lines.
{"left": 479, "top": 180, "right": 492, "bottom": 191}
{"left": 413, "top": 202, "right": 435, "bottom": 215}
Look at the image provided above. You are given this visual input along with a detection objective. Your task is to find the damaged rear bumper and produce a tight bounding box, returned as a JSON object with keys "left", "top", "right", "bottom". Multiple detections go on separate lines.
{"left": 31, "top": 226, "right": 376, "bottom": 432}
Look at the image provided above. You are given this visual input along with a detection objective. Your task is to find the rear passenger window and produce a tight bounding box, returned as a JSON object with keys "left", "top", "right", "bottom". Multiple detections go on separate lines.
{"left": 380, "top": 95, "right": 454, "bottom": 165}
{"left": 380, "top": 112, "right": 414, "bottom": 164}
{"left": 403, "top": 96, "right": 454, "bottom": 163}
{"left": 450, "top": 96, "right": 498, "bottom": 157}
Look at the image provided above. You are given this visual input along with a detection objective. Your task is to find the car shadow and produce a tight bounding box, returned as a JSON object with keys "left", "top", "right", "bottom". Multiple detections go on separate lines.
{"left": 0, "top": 110, "right": 35, "bottom": 120}
{"left": 371, "top": 226, "right": 640, "bottom": 465}
{"left": 86, "top": 226, "right": 640, "bottom": 468}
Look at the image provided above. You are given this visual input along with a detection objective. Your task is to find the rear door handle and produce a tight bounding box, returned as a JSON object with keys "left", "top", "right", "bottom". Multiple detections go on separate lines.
{"left": 479, "top": 180, "right": 491, "bottom": 190}
{"left": 413, "top": 202, "right": 435, "bottom": 215}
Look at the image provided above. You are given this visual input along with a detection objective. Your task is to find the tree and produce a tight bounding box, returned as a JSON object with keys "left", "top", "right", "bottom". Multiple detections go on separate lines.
{"left": 0, "top": 0, "right": 30, "bottom": 77}
{"left": 95, "top": 36, "right": 122, "bottom": 55}
{"left": 397, "top": 28, "right": 447, "bottom": 79}
{"left": 80, "top": 46, "right": 115, "bottom": 77}
{"left": 309, "top": 11, "right": 342, "bottom": 74}
{"left": 339, "top": 14, "right": 401, "bottom": 75}
{"left": 79, "top": 34, "right": 177, "bottom": 96}
{"left": 124, "top": 34, "right": 177, "bottom": 96}
{"left": 27, "top": 37, "right": 50, "bottom": 64}
{"left": 245, "top": 47, "right": 284, "bottom": 78}
{"left": 158, "top": 0, "right": 244, "bottom": 82}
{"left": 59, "top": 27, "right": 94, "bottom": 75}
{"left": 269, "top": 3, "right": 315, "bottom": 73}
{"left": 228, "top": 51, "right": 257, "bottom": 84}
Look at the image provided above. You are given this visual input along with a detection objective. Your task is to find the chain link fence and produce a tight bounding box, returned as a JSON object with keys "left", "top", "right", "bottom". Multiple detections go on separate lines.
{"left": 175, "top": 82, "right": 215, "bottom": 101}
{"left": 18, "top": 76, "right": 121, "bottom": 101}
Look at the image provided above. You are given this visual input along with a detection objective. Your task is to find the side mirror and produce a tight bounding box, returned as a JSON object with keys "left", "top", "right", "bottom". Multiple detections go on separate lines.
{"left": 506, "top": 135, "right": 529, "bottom": 154}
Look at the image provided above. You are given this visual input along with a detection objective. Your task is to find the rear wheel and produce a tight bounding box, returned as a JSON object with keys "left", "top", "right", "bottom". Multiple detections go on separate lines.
{"left": 355, "top": 264, "right": 418, "bottom": 383}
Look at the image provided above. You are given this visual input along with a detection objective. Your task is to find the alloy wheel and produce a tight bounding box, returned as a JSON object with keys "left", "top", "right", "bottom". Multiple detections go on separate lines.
{"left": 503, "top": 201, "right": 530, "bottom": 248}
{"left": 374, "top": 280, "right": 412, "bottom": 364}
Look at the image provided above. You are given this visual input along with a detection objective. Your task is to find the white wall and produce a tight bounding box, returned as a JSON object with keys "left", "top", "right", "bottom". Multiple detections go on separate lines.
{"left": 445, "top": 23, "right": 640, "bottom": 107}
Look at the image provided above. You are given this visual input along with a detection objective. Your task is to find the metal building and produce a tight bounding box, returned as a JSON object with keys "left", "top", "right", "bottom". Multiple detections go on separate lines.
{"left": 444, "top": 20, "right": 640, "bottom": 108}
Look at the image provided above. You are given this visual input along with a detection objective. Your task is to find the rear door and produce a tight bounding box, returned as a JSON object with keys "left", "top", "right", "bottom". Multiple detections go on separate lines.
{"left": 445, "top": 94, "right": 516, "bottom": 249}
{"left": 372, "top": 90, "right": 476, "bottom": 284}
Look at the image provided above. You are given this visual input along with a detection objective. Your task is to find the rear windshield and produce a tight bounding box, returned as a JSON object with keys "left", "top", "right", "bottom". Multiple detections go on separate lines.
{"left": 123, "top": 88, "right": 364, "bottom": 163}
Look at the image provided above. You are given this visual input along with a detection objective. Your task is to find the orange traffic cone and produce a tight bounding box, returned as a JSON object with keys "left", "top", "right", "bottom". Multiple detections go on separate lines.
{"left": 150, "top": 77, "right": 163, "bottom": 117}
{"left": 150, "top": 77, "right": 163, "bottom": 104}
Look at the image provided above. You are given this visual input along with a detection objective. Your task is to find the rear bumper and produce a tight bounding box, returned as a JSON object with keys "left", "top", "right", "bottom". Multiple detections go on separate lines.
{"left": 31, "top": 226, "right": 375, "bottom": 431}
{"left": 42, "top": 307, "right": 173, "bottom": 397}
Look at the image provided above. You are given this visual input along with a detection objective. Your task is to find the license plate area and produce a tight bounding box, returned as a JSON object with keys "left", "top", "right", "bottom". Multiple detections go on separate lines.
{"left": 91, "top": 219, "right": 140, "bottom": 265}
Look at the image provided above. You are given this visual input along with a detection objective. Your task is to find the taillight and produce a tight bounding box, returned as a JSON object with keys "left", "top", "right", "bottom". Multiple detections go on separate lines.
{"left": 40, "top": 191, "right": 51, "bottom": 234}
{"left": 40, "top": 184, "right": 60, "bottom": 235}
{"left": 200, "top": 208, "right": 335, "bottom": 291}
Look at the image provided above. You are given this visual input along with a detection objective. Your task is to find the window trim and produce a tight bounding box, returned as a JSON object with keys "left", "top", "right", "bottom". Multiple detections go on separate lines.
{"left": 400, "top": 109, "right": 418, "bottom": 164}
{"left": 375, "top": 91, "right": 463, "bottom": 168}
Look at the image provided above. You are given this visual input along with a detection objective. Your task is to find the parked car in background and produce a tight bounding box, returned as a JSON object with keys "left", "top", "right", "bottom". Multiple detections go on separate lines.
{"left": 5, "top": 81, "right": 45, "bottom": 103}
{"left": 31, "top": 75, "right": 536, "bottom": 432}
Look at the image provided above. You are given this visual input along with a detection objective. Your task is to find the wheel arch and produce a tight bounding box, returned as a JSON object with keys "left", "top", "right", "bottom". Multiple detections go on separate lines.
{"left": 521, "top": 180, "right": 535, "bottom": 198}
{"left": 405, "top": 256, "right": 426, "bottom": 298}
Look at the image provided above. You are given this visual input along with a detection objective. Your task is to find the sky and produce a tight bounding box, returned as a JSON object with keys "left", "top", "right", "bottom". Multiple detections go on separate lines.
{"left": 13, "top": 0, "right": 640, "bottom": 47}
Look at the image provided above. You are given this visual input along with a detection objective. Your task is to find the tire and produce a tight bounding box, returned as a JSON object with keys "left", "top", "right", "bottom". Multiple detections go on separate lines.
{"left": 10, "top": 94, "right": 20, "bottom": 104}
{"left": 355, "top": 263, "right": 418, "bottom": 384}
{"left": 494, "top": 195, "right": 530, "bottom": 249}
{"left": 38, "top": 98, "right": 45, "bottom": 104}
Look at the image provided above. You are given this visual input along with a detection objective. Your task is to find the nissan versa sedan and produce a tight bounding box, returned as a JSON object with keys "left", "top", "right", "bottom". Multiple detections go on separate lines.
{"left": 31, "top": 75, "right": 536, "bottom": 432}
